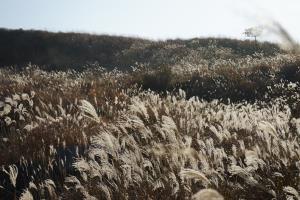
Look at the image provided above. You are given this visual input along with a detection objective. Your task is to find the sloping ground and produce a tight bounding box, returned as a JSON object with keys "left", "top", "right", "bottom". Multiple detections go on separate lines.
{"left": 0, "top": 28, "right": 282, "bottom": 70}
{"left": 1, "top": 56, "right": 300, "bottom": 199}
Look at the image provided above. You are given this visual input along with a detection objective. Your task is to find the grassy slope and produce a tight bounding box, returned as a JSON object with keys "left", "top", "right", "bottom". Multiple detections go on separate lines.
{"left": 1, "top": 29, "right": 300, "bottom": 199}
{"left": 0, "top": 28, "right": 282, "bottom": 70}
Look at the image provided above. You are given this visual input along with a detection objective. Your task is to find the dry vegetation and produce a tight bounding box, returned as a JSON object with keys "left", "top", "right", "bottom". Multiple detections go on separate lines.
{"left": 1, "top": 41, "right": 300, "bottom": 200}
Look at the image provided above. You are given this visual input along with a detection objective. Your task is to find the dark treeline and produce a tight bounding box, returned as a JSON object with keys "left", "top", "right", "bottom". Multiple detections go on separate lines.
{"left": 0, "top": 28, "right": 283, "bottom": 70}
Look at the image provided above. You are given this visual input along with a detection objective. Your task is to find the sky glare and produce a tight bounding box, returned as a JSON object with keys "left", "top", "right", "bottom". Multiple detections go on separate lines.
{"left": 0, "top": 0, "right": 299, "bottom": 41}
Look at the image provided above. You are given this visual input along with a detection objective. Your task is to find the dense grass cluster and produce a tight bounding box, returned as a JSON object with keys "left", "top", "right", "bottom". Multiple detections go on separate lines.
{"left": 1, "top": 51, "right": 300, "bottom": 199}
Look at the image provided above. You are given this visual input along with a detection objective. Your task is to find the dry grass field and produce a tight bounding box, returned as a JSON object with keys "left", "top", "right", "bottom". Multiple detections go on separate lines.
{"left": 1, "top": 36, "right": 300, "bottom": 199}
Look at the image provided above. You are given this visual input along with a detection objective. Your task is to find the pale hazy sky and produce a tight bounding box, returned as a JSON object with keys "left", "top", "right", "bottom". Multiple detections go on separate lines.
{"left": 0, "top": 0, "right": 299, "bottom": 41}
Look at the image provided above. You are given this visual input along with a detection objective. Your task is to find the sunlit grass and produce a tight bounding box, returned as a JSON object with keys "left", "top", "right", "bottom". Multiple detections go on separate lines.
{"left": 1, "top": 52, "right": 300, "bottom": 199}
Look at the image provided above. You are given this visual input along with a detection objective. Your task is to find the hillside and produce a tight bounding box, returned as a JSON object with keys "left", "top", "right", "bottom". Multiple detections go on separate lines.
{"left": 1, "top": 29, "right": 300, "bottom": 200}
{"left": 0, "top": 28, "right": 283, "bottom": 70}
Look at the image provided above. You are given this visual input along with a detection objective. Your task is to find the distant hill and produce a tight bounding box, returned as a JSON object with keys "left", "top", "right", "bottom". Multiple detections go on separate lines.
{"left": 0, "top": 28, "right": 283, "bottom": 70}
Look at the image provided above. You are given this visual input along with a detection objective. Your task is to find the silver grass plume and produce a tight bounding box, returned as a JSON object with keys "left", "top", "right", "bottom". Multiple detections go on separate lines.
{"left": 192, "top": 188, "right": 224, "bottom": 200}
{"left": 283, "top": 186, "right": 300, "bottom": 200}
{"left": 179, "top": 168, "right": 210, "bottom": 185}
{"left": 79, "top": 100, "right": 100, "bottom": 123}
{"left": 2, "top": 165, "right": 18, "bottom": 188}
{"left": 19, "top": 189, "right": 34, "bottom": 200}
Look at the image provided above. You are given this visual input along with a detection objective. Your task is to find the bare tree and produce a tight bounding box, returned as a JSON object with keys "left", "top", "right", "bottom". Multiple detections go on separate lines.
{"left": 244, "top": 26, "right": 263, "bottom": 44}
